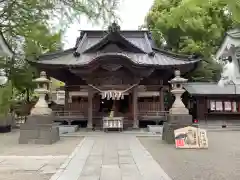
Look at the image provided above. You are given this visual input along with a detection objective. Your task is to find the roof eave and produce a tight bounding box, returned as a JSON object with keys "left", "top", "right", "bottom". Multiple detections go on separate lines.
{"left": 38, "top": 48, "right": 75, "bottom": 61}
{"left": 153, "top": 47, "right": 201, "bottom": 61}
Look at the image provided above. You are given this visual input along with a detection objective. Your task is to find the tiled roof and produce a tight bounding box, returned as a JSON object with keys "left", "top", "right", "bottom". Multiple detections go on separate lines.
{"left": 37, "top": 51, "right": 199, "bottom": 67}
{"left": 75, "top": 31, "right": 154, "bottom": 54}
{"left": 34, "top": 24, "right": 200, "bottom": 67}
{"left": 184, "top": 82, "right": 240, "bottom": 95}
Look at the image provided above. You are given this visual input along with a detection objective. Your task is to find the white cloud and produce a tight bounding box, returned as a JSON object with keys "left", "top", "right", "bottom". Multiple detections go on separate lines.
{"left": 63, "top": 0, "right": 154, "bottom": 49}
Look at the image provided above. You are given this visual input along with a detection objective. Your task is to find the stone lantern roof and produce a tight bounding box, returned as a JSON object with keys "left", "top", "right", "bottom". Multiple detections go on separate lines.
{"left": 168, "top": 70, "right": 188, "bottom": 84}
{"left": 33, "top": 71, "right": 50, "bottom": 83}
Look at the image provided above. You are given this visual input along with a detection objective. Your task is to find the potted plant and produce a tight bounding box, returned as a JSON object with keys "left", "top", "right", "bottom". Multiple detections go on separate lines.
{"left": 0, "top": 81, "right": 13, "bottom": 133}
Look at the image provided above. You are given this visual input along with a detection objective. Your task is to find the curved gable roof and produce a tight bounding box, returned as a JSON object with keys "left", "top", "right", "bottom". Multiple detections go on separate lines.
{"left": 33, "top": 48, "right": 200, "bottom": 68}
{"left": 32, "top": 23, "right": 200, "bottom": 70}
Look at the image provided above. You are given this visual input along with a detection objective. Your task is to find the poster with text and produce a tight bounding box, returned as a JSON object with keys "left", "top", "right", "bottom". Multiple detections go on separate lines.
{"left": 224, "top": 101, "right": 231, "bottom": 111}
{"left": 216, "top": 101, "right": 223, "bottom": 111}
{"left": 174, "top": 126, "right": 199, "bottom": 149}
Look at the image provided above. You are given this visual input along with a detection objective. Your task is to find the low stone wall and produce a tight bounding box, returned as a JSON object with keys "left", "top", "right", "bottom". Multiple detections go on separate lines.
{"left": 147, "top": 125, "right": 163, "bottom": 134}
{"left": 58, "top": 125, "right": 78, "bottom": 134}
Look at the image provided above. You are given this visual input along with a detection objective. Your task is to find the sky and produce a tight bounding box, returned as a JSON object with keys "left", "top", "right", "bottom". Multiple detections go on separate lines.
{"left": 63, "top": 0, "right": 154, "bottom": 49}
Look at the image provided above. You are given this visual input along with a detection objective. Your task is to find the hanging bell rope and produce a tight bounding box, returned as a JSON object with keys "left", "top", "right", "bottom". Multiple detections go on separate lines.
{"left": 88, "top": 84, "right": 138, "bottom": 100}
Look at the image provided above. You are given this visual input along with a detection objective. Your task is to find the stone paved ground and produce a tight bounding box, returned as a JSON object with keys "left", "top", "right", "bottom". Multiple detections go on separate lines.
{"left": 0, "top": 130, "right": 83, "bottom": 180}
{"left": 139, "top": 131, "right": 240, "bottom": 180}
{"left": 52, "top": 134, "right": 171, "bottom": 180}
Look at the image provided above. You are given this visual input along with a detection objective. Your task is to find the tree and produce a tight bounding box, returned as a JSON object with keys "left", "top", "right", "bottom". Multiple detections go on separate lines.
{"left": 8, "top": 23, "right": 62, "bottom": 102}
{"left": 146, "top": 0, "right": 237, "bottom": 81}
{"left": 0, "top": 0, "right": 120, "bottom": 102}
{"left": 0, "top": 0, "right": 119, "bottom": 33}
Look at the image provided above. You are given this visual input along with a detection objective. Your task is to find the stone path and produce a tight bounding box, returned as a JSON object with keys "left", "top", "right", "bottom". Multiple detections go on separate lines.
{"left": 51, "top": 134, "right": 172, "bottom": 180}
{"left": 0, "top": 155, "right": 68, "bottom": 179}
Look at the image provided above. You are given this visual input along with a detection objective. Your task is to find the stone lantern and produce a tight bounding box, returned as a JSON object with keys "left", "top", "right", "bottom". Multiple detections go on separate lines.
{"left": 30, "top": 71, "right": 52, "bottom": 115}
{"left": 162, "top": 70, "right": 192, "bottom": 144}
{"left": 168, "top": 70, "right": 189, "bottom": 114}
{"left": 19, "top": 71, "right": 60, "bottom": 145}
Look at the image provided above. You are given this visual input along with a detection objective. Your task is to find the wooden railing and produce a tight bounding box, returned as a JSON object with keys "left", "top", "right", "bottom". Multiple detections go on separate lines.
{"left": 138, "top": 111, "right": 168, "bottom": 121}
{"left": 138, "top": 102, "right": 161, "bottom": 112}
{"left": 52, "top": 110, "right": 169, "bottom": 126}
{"left": 54, "top": 111, "right": 86, "bottom": 118}
{"left": 53, "top": 111, "right": 87, "bottom": 124}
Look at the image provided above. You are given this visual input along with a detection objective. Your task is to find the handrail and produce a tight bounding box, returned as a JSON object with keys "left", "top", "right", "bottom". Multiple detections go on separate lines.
{"left": 53, "top": 110, "right": 169, "bottom": 118}
{"left": 138, "top": 111, "right": 169, "bottom": 116}
{"left": 53, "top": 111, "right": 85, "bottom": 117}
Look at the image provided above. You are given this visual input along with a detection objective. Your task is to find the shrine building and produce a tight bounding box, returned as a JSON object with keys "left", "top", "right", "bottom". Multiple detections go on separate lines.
{"left": 183, "top": 28, "right": 240, "bottom": 125}
{"left": 29, "top": 23, "right": 200, "bottom": 129}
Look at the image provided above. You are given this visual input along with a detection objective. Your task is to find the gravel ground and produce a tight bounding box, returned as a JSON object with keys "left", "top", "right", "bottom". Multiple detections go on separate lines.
{"left": 139, "top": 131, "right": 240, "bottom": 180}
{"left": 0, "top": 130, "right": 83, "bottom": 156}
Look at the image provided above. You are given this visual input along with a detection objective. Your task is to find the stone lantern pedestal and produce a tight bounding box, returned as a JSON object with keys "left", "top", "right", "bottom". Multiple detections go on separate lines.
{"left": 19, "top": 72, "right": 60, "bottom": 144}
{"left": 162, "top": 70, "right": 192, "bottom": 144}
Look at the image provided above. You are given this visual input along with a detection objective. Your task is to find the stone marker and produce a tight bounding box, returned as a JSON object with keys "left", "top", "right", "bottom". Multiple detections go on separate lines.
{"left": 19, "top": 71, "right": 60, "bottom": 144}
{"left": 174, "top": 126, "right": 208, "bottom": 149}
{"left": 162, "top": 70, "right": 193, "bottom": 144}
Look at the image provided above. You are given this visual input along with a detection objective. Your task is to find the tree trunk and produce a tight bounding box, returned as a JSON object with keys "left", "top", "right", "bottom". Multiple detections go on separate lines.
{"left": 26, "top": 88, "right": 30, "bottom": 102}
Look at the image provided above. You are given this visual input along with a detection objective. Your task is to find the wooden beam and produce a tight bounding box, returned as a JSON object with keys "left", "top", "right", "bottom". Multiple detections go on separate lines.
{"left": 160, "top": 87, "right": 164, "bottom": 111}
{"left": 132, "top": 86, "right": 139, "bottom": 128}
{"left": 87, "top": 88, "right": 93, "bottom": 129}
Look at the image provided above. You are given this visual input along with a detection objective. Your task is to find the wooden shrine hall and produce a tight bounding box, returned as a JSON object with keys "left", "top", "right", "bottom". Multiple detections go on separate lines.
{"left": 29, "top": 22, "right": 200, "bottom": 129}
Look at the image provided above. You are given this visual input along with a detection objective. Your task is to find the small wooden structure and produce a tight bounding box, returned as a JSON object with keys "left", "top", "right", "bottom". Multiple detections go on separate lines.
{"left": 181, "top": 28, "right": 240, "bottom": 124}
{"left": 102, "top": 117, "right": 123, "bottom": 132}
{"left": 184, "top": 82, "right": 240, "bottom": 122}
{"left": 29, "top": 22, "right": 200, "bottom": 129}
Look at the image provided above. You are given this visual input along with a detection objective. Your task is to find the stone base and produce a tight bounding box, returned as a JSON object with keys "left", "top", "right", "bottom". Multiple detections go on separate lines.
{"left": 0, "top": 125, "right": 11, "bottom": 133}
{"left": 162, "top": 114, "right": 192, "bottom": 144}
{"left": 19, "top": 115, "right": 60, "bottom": 145}
{"left": 147, "top": 125, "right": 163, "bottom": 134}
{"left": 58, "top": 125, "right": 78, "bottom": 134}
{"left": 169, "top": 107, "right": 189, "bottom": 115}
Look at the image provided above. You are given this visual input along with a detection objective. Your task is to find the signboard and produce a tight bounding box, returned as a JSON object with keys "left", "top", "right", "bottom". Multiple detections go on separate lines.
{"left": 216, "top": 101, "right": 223, "bottom": 111}
{"left": 224, "top": 101, "right": 231, "bottom": 111}
{"left": 174, "top": 126, "right": 208, "bottom": 149}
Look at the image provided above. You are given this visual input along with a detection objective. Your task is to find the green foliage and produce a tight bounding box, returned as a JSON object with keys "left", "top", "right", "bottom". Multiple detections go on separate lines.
{"left": 23, "top": 23, "right": 62, "bottom": 59}
{"left": 0, "top": 0, "right": 120, "bottom": 103}
{"left": 0, "top": 0, "right": 119, "bottom": 34}
{"left": 0, "top": 81, "right": 12, "bottom": 117}
{"left": 146, "top": 0, "right": 238, "bottom": 81}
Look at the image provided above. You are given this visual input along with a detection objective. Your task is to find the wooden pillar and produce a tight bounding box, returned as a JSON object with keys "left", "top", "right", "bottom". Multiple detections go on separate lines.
{"left": 64, "top": 86, "right": 69, "bottom": 111}
{"left": 159, "top": 87, "right": 164, "bottom": 111}
{"left": 87, "top": 88, "right": 93, "bottom": 129}
{"left": 132, "top": 86, "right": 139, "bottom": 128}
{"left": 196, "top": 97, "right": 205, "bottom": 120}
